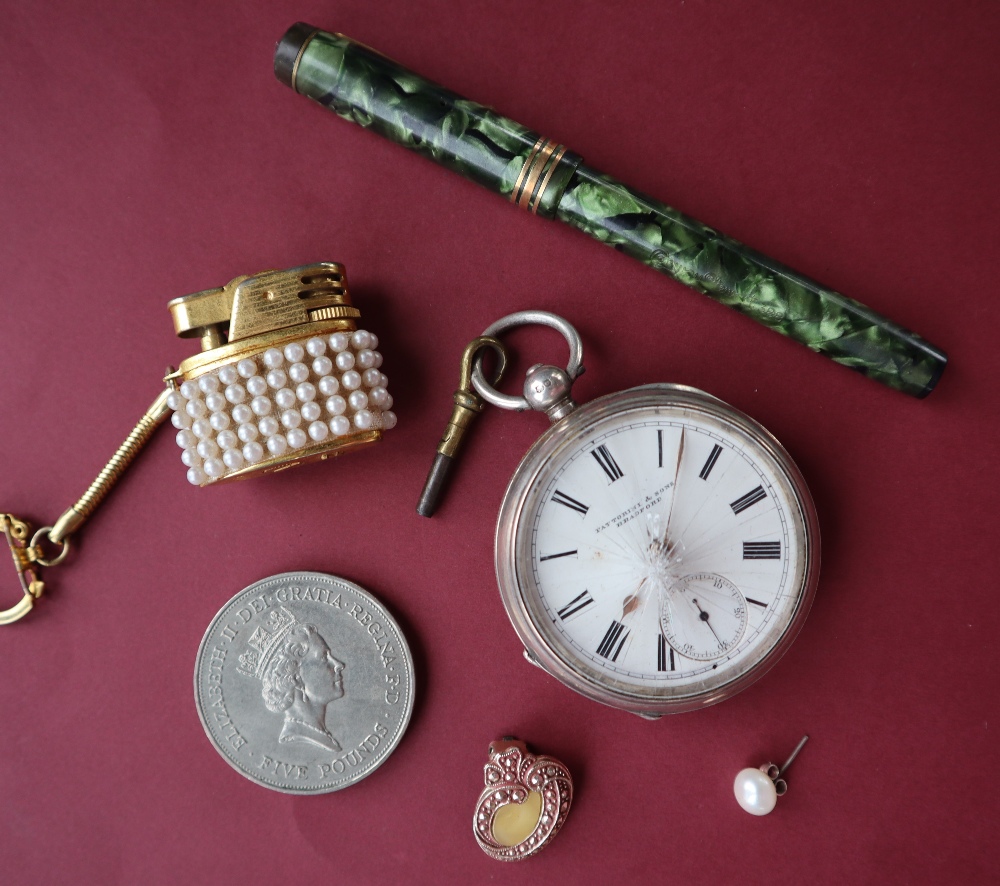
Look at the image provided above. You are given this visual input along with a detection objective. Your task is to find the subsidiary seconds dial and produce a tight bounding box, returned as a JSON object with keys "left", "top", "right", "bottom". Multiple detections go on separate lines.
{"left": 660, "top": 573, "right": 748, "bottom": 662}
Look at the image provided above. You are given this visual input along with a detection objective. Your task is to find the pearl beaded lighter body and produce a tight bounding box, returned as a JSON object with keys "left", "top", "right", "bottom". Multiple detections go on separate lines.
{"left": 167, "top": 263, "right": 396, "bottom": 485}
{"left": 2, "top": 262, "right": 395, "bottom": 623}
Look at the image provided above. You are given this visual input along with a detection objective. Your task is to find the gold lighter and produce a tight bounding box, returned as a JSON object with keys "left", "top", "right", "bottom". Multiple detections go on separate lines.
{"left": 2, "top": 262, "right": 395, "bottom": 624}
{"left": 167, "top": 262, "right": 394, "bottom": 485}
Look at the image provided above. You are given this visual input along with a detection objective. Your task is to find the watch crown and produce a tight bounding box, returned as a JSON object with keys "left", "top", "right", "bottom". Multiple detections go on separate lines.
{"left": 523, "top": 364, "right": 576, "bottom": 422}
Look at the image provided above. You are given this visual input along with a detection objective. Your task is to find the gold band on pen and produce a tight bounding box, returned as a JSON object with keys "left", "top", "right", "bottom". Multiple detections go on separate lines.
{"left": 290, "top": 28, "right": 320, "bottom": 92}
{"left": 511, "top": 138, "right": 568, "bottom": 214}
{"left": 517, "top": 140, "right": 557, "bottom": 209}
{"left": 511, "top": 137, "right": 546, "bottom": 206}
{"left": 530, "top": 144, "right": 567, "bottom": 215}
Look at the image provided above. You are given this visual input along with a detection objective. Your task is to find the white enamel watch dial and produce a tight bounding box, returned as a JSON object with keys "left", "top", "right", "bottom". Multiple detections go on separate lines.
{"left": 494, "top": 382, "right": 820, "bottom": 717}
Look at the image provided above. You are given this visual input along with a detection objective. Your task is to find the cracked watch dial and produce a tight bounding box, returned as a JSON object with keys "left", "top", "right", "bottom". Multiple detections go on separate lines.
{"left": 495, "top": 384, "right": 820, "bottom": 716}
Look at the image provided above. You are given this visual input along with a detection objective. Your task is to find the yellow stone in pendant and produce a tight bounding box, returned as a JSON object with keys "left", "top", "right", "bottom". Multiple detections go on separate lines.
{"left": 491, "top": 790, "right": 543, "bottom": 847}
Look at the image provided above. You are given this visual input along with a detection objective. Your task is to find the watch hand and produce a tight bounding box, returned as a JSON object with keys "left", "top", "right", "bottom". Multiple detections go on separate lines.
{"left": 621, "top": 590, "right": 641, "bottom": 619}
{"left": 691, "top": 597, "right": 722, "bottom": 645}
{"left": 664, "top": 428, "right": 685, "bottom": 560}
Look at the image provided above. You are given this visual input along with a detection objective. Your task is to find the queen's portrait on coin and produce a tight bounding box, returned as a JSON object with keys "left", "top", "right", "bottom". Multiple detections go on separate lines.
{"left": 237, "top": 607, "right": 346, "bottom": 752}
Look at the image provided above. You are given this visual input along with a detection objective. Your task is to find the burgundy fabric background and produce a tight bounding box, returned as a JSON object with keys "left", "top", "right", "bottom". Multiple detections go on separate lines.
{"left": 1, "top": 1, "right": 996, "bottom": 882}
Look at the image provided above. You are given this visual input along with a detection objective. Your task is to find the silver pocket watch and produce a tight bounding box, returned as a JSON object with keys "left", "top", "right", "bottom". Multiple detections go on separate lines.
{"left": 471, "top": 312, "right": 821, "bottom": 718}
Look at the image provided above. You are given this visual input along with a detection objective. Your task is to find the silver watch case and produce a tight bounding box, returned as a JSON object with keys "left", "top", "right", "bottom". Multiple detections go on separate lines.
{"left": 494, "top": 383, "right": 821, "bottom": 717}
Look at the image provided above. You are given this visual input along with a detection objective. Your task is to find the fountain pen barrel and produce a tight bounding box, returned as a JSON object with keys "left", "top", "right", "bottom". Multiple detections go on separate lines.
{"left": 275, "top": 23, "right": 947, "bottom": 397}
{"left": 555, "top": 164, "right": 948, "bottom": 397}
{"left": 275, "top": 23, "right": 582, "bottom": 218}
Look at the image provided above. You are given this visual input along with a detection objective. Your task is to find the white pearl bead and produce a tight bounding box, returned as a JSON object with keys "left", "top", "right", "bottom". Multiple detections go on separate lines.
{"left": 180, "top": 449, "right": 200, "bottom": 468}
{"left": 262, "top": 348, "right": 284, "bottom": 369}
{"left": 205, "top": 392, "right": 227, "bottom": 413}
{"left": 225, "top": 383, "right": 247, "bottom": 405}
{"left": 312, "top": 356, "right": 333, "bottom": 377}
{"left": 243, "top": 441, "right": 264, "bottom": 464}
{"left": 381, "top": 393, "right": 394, "bottom": 410}
{"left": 341, "top": 370, "right": 361, "bottom": 390}
{"left": 734, "top": 769, "right": 778, "bottom": 816}
{"left": 325, "top": 395, "right": 347, "bottom": 415}
{"left": 171, "top": 411, "right": 192, "bottom": 430}
{"left": 377, "top": 372, "right": 388, "bottom": 388}
{"left": 266, "top": 369, "right": 287, "bottom": 390}
{"left": 286, "top": 428, "right": 307, "bottom": 449}
{"left": 185, "top": 398, "right": 207, "bottom": 419}
{"left": 258, "top": 416, "right": 279, "bottom": 437}
{"left": 381, "top": 410, "right": 397, "bottom": 430}
{"left": 318, "top": 376, "right": 339, "bottom": 396}
{"left": 251, "top": 396, "right": 272, "bottom": 417}
{"left": 180, "top": 380, "right": 200, "bottom": 400}
{"left": 351, "top": 329, "right": 372, "bottom": 350}
{"left": 192, "top": 419, "right": 213, "bottom": 439}
{"left": 362, "top": 368, "right": 382, "bottom": 388}
{"left": 237, "top": 423, "right": 258, "bottom": 443}
{"left": 186, "top": 466, "right": 208, "bottom": 486}
{"left": 328, "top": 332, "right": 349, "bottom": 352}
{"left": 204, "top": 458, "right": 225, "bottom": 479}
{"left": 329, "top": 415, "right": 351, "bottom": 436}
{"left": 369, "top": 386, "right": 389, "bottom": 407}
{"left": 300, "top": 401, "right": 321, "bottom": 422}
{"left": 198, "top": 374, "right": 220, "bottom": 394}
{"left": 197, "top": 439, "right": 219, "bottom": 459}
{"left": 335, "top": 350, "right": 355, "bottom": 371}
{"left": 308, "top": 420, "right": 329, "bottom": 442}
{"left": 246, "top": 376, "right": 267, "bottom": 396}
{"left": 371, "top": 351, "right": 383, "bottom": 369}
{"left": 218, "top": 364, "right": 239, "bottom": 385}
{"left": 283, "top": 342, "right": 305, "bottom": 363}
{"left": 176, "top": 429, "right": 197, "bottom": 450}
{"left": 275, "top": 388, "right": 296, "bottom": 409}
{"left": 296, "top": 382, "right": 316, "bottom": 402}
{"left": 266, "top": 435, "right": 288, "bottom": 457}
{"left": 288, "top": 362, "right": 310, "bottom": 384}
{"left": 356, "top": 349, "right": 376, "bottom": 369}
{"left": 280, "top": 409, "right": 302, "bottom": 430}
{"left": 306, "top": 337, "right": 327, "bottom": 357}
{"left": 348, "top": 390, "right": 368, "bottom": 411}
{"left": 353, "top": 409, "right": 374, "bottom": 430}
{"left": 237, "top": 358, "right": 257, "bottom": 379}
{"left": 222, "top": 448, "right": 245, "bottom": 471}
{"left": 232, "top": 403, "right": 253, "bottom": 425}
{"left": 209, "top": 412, "right": 231, "bottom": 432}
{"left": 368, "top": 333, "right": 379, "bottom": 349}
{"left": 166, "top": 391, "right": 186, "bottom": 411}
{"left": 217, "top": 430, "right": 239, "bottom": 450}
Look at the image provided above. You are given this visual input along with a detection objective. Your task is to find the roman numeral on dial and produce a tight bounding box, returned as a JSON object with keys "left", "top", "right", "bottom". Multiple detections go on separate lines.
{"left": 591, "top": 444, "right": 624, "bottom": 482}
{"left": 699, "top": 444, "right": 722, "bottom": 480}
{"left": 743, "top": 541, "right": 781, "bottom": 559}
{"left": 551, "top": 490, "right": 589, "bottom": 516}
{"left": 657, "top": 633, "right": 675, "bottom": 672}
{"left": 556, "top": 591, "right": 594, "bottom": 621}
{"left": 540, "top": 550, "right": 578, "bottom": 562}
{"left": 730, "top": 485, "right": 767, "bottom": 514}
{"left": 596, "top": 620, "right": 629, "bottom": 661}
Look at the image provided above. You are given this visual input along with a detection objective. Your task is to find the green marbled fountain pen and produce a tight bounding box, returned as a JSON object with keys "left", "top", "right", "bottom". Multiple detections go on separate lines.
{"left": 275, "top": 23, "right": 947, "bottom": 397}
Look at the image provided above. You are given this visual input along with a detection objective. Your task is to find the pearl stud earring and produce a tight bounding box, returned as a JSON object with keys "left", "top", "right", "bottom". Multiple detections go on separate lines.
{"left": 734, "top": 735, "right": 809, "bottom": 815}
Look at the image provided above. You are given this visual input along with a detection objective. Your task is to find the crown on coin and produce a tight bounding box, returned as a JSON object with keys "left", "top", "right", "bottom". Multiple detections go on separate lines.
{"left": 236, "top": 606, "right": 298, "bottom": 678}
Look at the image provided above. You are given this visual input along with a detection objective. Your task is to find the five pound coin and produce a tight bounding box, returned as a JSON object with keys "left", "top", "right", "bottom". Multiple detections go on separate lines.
{"left": 194, "top": 572, "right": 415, "bottom": 793}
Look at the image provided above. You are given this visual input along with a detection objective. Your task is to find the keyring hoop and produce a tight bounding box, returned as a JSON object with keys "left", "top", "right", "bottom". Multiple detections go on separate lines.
{"left": 470, "top": 311, "right": 584, "bottom": 412}
{"left": 30, "top": 527, "right": 70, "bottom": 568}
